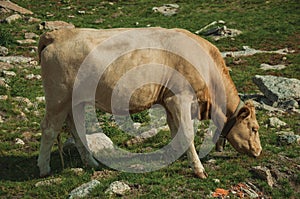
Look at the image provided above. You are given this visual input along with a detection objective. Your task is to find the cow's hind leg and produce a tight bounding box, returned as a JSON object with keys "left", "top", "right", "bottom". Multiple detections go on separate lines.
{"left": 66, "top": 104, "right": 99, "bottom": 168}
{"left": 165, "top": 94, "right": 207, "bottom": 179}
{"left": 38, "top": 110, "right": 68, "bottom": 177}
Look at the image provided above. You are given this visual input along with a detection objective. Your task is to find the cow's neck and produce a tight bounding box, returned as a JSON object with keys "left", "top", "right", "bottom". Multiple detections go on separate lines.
{"left": 223, "top": 74, "right": 241, "bottom": 118}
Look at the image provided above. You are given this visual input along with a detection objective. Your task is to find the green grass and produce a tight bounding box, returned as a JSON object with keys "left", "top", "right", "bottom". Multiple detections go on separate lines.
{"left": 0, "top": 0, "right": 299, "bottom": 198}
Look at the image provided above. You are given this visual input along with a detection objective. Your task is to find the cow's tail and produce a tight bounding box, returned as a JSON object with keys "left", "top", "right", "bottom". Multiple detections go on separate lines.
{"left": 38, "top": 32, "right": 55, "bottom": 63}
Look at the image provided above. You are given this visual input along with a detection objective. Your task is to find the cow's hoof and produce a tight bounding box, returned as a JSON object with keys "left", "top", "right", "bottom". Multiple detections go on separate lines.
{"left": 195, "top": 171, "right": 208, "bottom": 179}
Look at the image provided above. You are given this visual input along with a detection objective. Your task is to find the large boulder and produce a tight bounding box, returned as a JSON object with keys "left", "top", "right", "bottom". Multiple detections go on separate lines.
{"left": 253, "top": 75, "right": 300, "bottom": 106}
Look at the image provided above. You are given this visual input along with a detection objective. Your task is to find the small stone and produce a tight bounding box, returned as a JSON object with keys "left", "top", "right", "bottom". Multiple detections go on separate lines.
{"left": 251, "top": 166, "right": 274, "bottom": 187}
{"left": 0, "top": 1, "right": 33, "bottom": 15}
{"left": 27, "top": 17, "right": 41, "bottom": 23}
{"left": 2, "top": 70, "right": 16, "bottom": 77}
{"left": 25, "top": 32, "right": 39, "bottom": 39}
{"left": 36, "top": 96, "right": 45, "bottom": 103}
{"left": 105, "top": 181, "right": 131, "bottom": 196}
{"left": 260, "top": 63, "right": 286, "bottom": 71}
{"left": 5, "top": 14, "right": 22, "bottom": 24}
{"left": 70, "top": 168, "right": 84, "bottom": 175}
{"left": 0, "top": 95, "right": 8, "bottom": 100}
{"left": 207, "top": 159, "right": 217, "bottom": 164}
{"left": 0, "top": 56, "right": 33, "bottom": 64}
{"left": 133, "top": 122, "right": 141, "bottom": 129}
{"left": 213, "top": 179, "right": 220, "bottom": 183}
{"left": 40, "top": 21, "right": 75, "bottom": 30}
{"left": 35, "top": 178, "right": 62, "bottom": 187}
{"left": 77, "top": 10, "right": 85, "bottom": 14}
{"left": 16, "top": 39, "right": 36, "bottom": 44}
{"left": 25, "top": 74, "right": 42, "bottom": 80}
{"left": 268, "top": 117, "right": 287, "bottom": 128}
{"left": 0, "top": 46, "right": 9, "bottom": 56}
{"left": 15, "top": 138, "right": 25, "bottom": 145}
{"left": 69, "top": 180, "right": 100, "bottom": 199}
{"left": 0, "top": 77, "right": 9, "bottom": 88}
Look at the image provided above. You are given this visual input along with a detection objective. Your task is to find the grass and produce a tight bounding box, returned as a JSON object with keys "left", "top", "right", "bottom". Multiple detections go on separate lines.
{"left": 0, "top": 0, "right": 299, "bottom": 198}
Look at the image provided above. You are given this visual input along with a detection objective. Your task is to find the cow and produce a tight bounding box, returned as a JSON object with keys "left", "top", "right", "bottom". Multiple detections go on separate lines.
{"left": 37, "top": 27, "right": 262, "bottom": 178}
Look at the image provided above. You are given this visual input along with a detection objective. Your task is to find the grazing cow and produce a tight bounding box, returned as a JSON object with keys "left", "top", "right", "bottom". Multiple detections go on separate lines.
{"left": 37, "top": 27, "right": 262, "bottom": 178}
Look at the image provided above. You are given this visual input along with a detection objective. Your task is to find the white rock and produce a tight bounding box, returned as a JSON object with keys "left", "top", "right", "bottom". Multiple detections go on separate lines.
{"left": 16, "top": 39, "right": 36, "bottom": 45}
{"left": 0, "top": 46, "right": 9, "bottom": 56}
{"left": 36, "top": 96, "right": 45, "bottom": 103}
{"left": 35, "top": 178, "right": 62, "bottom": 187}
{"left": 133, "top": 122, "right": 142, "bottom": 129}
{"left": 5, "top": 14, "right": 22, "bottom": 24}
{"left": 69, "top": 180, "right": 100, "bottom": 199}
{"left": 2, "top": 70, "right": 16, "bottom": 77}
{"left": 15, "top": 138, "right": 25, "bottom": 145}
{"left": 24, "top": 32, "right": 39, "bottom": 39}
{"left": 25, "top": 74, "right": 42, "bottom": 80}
{"left": 268, "top": 117, "right": 287, "bottom": 128}
{"left": 0, "top": 56, "right": 33, "bottom": 64}
{"left": 105, "top": 181, "right": 131, "bottom": 196}
{"left": 260, "top": 63, "right": 286, "bottom": 71}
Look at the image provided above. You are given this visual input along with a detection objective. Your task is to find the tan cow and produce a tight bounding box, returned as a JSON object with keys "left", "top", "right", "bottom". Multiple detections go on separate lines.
{"left": 37, "top": 27, "right": 262, "bottom": 178}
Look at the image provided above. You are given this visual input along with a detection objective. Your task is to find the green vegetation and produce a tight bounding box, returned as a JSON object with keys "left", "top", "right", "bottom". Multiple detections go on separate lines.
{"left": 0, "top": 0, "right": 299, "bottom": 198}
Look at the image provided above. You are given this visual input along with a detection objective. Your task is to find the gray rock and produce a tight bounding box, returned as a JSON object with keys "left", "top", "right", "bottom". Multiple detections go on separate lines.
{"left": 0, "top": 46, "right": 8, "bottom": 56}
{"left": 253, "top": 75, "right": 300, "bottom": 105}
{"left": 24, "top": 32, "right": 39, "bottom": 39}
{"left": 251, "top": 166, "right": 274, "bottom": 187}
{"left": 277, "top": 131, "right": 300, "bottom": 145}
{"left": 69, "top": 180, "right": 100, "bottom": 199}
{"left": 105, "top": 181, "right": 131, "bottom": 196}
{"left": 260, "top": 63, "right": 286, "bottom": 71}
{"left": 39, "top": 21, "right": 75, "bottom": 30}
{"left": 2, "top": 70, "right": 16, "bottom": 77}
{"left": 16, "top": 39, "right": 36, "bottom": 45}
{"left": 35, "top": 178, "right": 62, "bottom": 187}
{"left": 152, "top": 4, "right": 179, "bottom": 16}
{"left": 0, "top": 0, "right": 33, "bottom": 15}
{"left": 268, "top": 117, "right": 287, "bottom": 128}
{"left": 87, "top": 132, "right": 114, "bottom": 155}
{"left": 5, "top": 14, "right": 22, "bottom": 24}
{"left": 0, "top": 56, "right": 33, "bottom": 64}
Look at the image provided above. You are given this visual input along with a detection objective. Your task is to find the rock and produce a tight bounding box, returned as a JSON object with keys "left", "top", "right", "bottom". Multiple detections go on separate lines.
{"left": 2, "top": 70, "right": 16, "bottom": 77}
{"left": 268, "top": 117, "right": 287, "bottom": 128}
{"left": 36, "top": 96, "right": 45, "bottom": 103}
{"left": 16, "top": 39, "right": 36, "bottom": 45}
{"left": 260, "top": 63, "right": 286, "bottom": 71}
{"left": 39, "top": 21, "right": 75, "bottom": 30}
{"left": 70, "top": 168, "right": 84, "bottom": 175}
{"left": 0, "top": 46, "right": 8, "bottom": 56}
{"left": 213, "top": 179, "right": 220, "bottom": 183}
{"left": 25, "top": 74, "right": 42, "bottom": 80}
{"left": 15, "top": 138, "right": 25, "bottom": 145}
{"left": 86, "top": 132, "right": 114, "bottom": 155}
{"left": 0, "top": 0, "right": 33, "bottom": 14}
{"left": 27, "top": 17, "right": 41, "bottom": 23}
{"left": 105, "top": 181, "right": 131, "bottom": 196}
{"left": 251, "top": 166, "right": 274, "bottom": 187}
{"left": 133, "top": 122, "right": 142, "bottom": 130}
{"left": 69, "top": 180, "right": 100, "bottom": 199}
{"left": 221, "top": 46, "right": 294, "bottom": 58}
{"left": 5, "top": 14, "right": 22, "bottom": 24}
{"left": 24, "top": 32, "right": 39, "bottom": 39}
{"left": 277, "top": 131, "right": 300, "bottom": 145}
{"left": 152, "top": 4, "right": 179, "bottom": 16}
{"left": 14, "top": 96, "right": 33, "bottom": 107}
{"left": 35, "top": 178, "right": 62, "bottom": 187}
{"left": 0, "top": 56, "right": 33, "bottom": 64}
{"left": 253, "top": 75, "right": 300, "bottom": 105}
{"left": 0, "top": 95, "right": 8, "bottom": 100}
{"left": 0, "top": 77, "right": 9, "bottom": 88}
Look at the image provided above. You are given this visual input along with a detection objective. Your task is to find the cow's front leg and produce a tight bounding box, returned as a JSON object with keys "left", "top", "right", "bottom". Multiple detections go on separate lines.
{"left": 165, "top": 94, "right": 207, "bottom": 178}
{"left": 187, "top": 142, "right": 207, "bottom": 179}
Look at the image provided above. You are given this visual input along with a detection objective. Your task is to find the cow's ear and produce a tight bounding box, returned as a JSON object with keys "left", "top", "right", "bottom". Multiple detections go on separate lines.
{"left": 237, "top": 106, "right": 250, "bottom": 120}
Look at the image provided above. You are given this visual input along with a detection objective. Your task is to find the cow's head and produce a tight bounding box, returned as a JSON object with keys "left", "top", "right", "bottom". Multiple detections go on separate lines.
{"left": 225, "top": 100, "right": 262, "bottom": 157}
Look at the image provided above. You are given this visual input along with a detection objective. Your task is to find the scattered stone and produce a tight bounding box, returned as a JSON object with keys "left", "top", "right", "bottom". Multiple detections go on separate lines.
{"left": 105, "top": 181, "right": 131, "bottom": 196}
{"left": 268, "top": 117, "right": 287, "bottom": 128}
{"left": 2, "top": 70, "right": 16, "bottom": 77}
{"left": 27, "top": 17, "right": 41, "bottom": 23}
{"left": 221, "top": 46, "right": 294, "bottom": 58}
{"left": 0, "top": 46, "right": 8, "bottom": 56}
{"left": 25, "top": 74, "right": 42, "bottom": 80}
{"left": 0, "top": 0, "right": 33, "bottom": 15}
{"left": 5, "top": 14, "right": 22, "bottom": 24}
{"left": 22, "top": 131, "right": 33, "bottom": 141}
{"left": 35, "top": 178, "right": 62, "bottom": 187}
{"left": 0, "top": 56, "right": 33, "bottom": 64}
{"left": 70, "top": 168, "right": 84, "bottom": 175}
{"left": 152, "top": 4, "right": 179, "bottom": 16}
{"left": 91, "top": 170, "right": 116, "bottom": 180}
{"left": 133, "top": 122, "right": 142, "bottom": 130}
{"left": 16, "top": 39, "right": 36, "bottom": 45}
{"left": 251, "top": 166, "right": 274, "bottom": 187}
{"left": 260, "top": 63, "right": 286, "bottom": 71}
{"left": 0, "top": 95, "right": 8, "bottom": 100}
{"left": 207, "top": 159, "right": 217, "bottom": 164}
{"left": 86, "top": 132, "right": 114, "bottom": 156}
{"left": 0, "top": 77, "right": 9, "bottom": 88}
{"left": 253, "top": 75, "right": 300, "bottom": 106}
{"left": 24, "top": 32, "right": 39, "bottom": 39}
{"left": 213, "top": 178, "right": 220, "bottom": 183}
{"left": 77, "top": 10, "right": 85, "bottom": 14}
{"left": 277, "top": 131, "right": 300, "bottom": 145}
{"left": 14, "top": 96, "right": 33, "bottom": 107}
{"left": 39, "top": 21, "right": 75, "bottom": 30}
{"left": 69, "top": 180, "right": 100, "bottom": 199}
{"left": 15, "top": 138, "right": 25, "bottom": 145}
{"left": 36, "top": 96, "right": 45, "bottom": 103}
{"left": 125, "top": 128, "right": 158, "bottom": 146}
